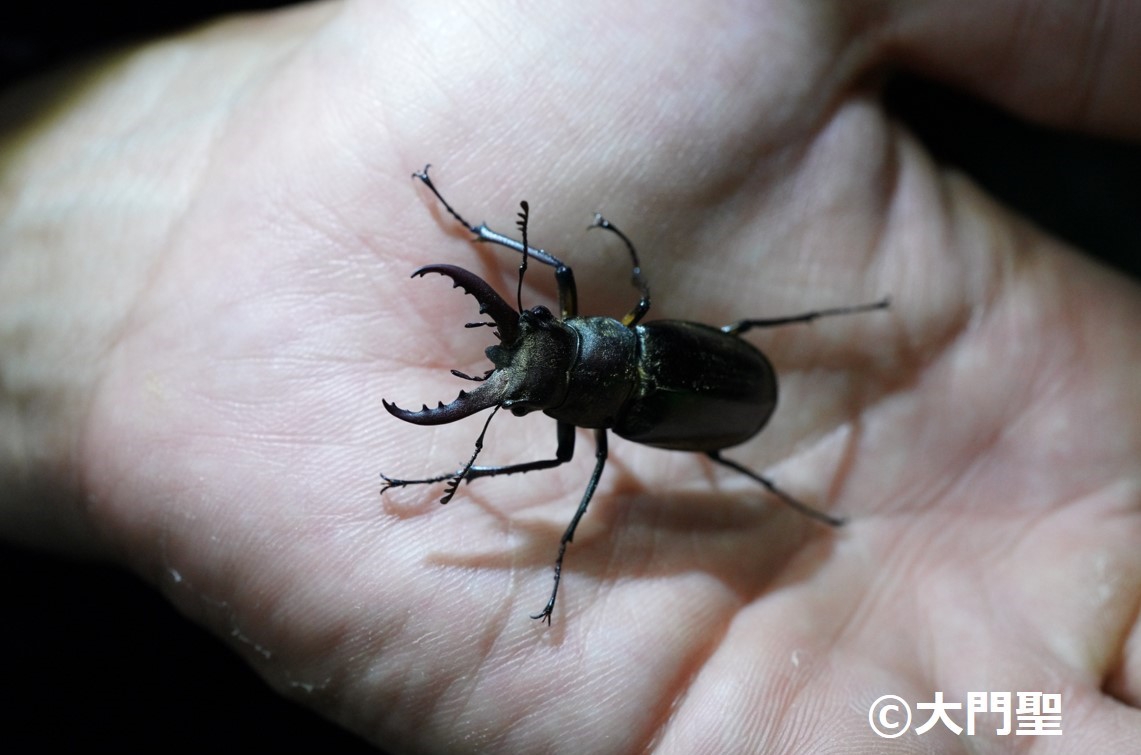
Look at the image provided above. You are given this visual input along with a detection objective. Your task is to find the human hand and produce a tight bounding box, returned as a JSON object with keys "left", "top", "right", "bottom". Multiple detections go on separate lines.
{"left": 3, "top": 1, "right": 1138, "bottom": 750}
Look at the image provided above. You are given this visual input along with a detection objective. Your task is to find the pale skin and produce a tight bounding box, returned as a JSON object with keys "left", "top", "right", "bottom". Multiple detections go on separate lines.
{"left": 2, "top": 0, "right": 1140, "bottom": 751}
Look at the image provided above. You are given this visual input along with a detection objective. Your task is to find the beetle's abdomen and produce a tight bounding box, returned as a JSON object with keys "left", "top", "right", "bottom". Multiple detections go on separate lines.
{"left": 616, "top": 321, "right": 777, "bottom": 451}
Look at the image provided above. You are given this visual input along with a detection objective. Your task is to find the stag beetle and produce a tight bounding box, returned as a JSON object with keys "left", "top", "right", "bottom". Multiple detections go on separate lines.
{"left": 381, "top": 165, "right": 889, "bottom": 624}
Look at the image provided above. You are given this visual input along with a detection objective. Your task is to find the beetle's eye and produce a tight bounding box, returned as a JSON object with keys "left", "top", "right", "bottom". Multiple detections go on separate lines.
{"left": 503, "top": 399, "right": 532, "bottom": 416}
{"left": 528, "top": 305, "right": 553, "bottom": 320}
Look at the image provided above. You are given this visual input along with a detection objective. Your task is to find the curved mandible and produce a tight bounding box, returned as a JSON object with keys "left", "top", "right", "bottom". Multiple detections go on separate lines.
{"left": 413, "top": 264, "right": 519, "bottom": 344}
{"left": 383, "top": 370, "right": 510, "bottom": 425}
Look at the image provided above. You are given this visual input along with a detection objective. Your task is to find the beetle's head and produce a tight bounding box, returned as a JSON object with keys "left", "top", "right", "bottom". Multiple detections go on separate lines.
{"left": 383, "top": 265, "right": 576, "bottom": 425}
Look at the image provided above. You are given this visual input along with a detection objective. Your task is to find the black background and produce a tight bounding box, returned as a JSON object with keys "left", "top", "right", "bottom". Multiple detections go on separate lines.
{"left": 3, "top": 4, "right": 1140, "bottom": 751}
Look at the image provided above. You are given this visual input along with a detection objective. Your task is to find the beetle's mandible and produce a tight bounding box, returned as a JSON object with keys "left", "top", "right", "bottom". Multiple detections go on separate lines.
{"left": 381, "top": 165, "right": 889, "bottom": 624}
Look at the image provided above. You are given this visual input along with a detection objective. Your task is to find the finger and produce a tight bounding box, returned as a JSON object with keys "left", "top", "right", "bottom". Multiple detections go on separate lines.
{"left": 876, "top": 0, "right": 1141, "bottom": 137}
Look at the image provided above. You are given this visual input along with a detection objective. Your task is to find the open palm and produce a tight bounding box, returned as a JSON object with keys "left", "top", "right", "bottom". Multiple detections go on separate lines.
{"left": 9, "top": 1, "right": 1138, "bottom": 751}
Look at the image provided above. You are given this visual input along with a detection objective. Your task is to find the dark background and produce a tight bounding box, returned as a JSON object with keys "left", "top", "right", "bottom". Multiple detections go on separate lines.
{"left": 3, "top": 3, "right": 1140, "bottom": 752}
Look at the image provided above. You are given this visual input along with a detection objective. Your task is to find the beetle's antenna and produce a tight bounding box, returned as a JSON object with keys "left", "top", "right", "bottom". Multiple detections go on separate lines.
{"left": 441, "top": 405, "right": 501, "bottom": 504}
{"left": 451, "top": 368, "right": 492, "bottom": 382}
{"left": 515, "top": 201, "right": 530, "bottom": 313}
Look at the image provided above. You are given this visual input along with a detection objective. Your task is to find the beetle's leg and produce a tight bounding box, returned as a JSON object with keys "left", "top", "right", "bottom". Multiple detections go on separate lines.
{"left": 413, "top": 166, "right": 579, "bottom": 318}
{"left": 381, "top": 421, "right": 576, "bottom": 498}
{"left": 588, "top": 214, "right": 651, "bottom": 326}
{"left": 721, "top": 298, "right": 890, "bottom": 336}
{"left": 531, "top": 429, "right": 608, "bottom": 625}
{"left": 468, "top": 226, "right": 579, "bottom": 319}
{"left": 706, "top": 451, "right": 845, "bottom": 527}
{"left": 551, "top": 266, "right": 578, "bottom": 319}
{"left": 412, "top": 165, "right": 482, "bottom": 237}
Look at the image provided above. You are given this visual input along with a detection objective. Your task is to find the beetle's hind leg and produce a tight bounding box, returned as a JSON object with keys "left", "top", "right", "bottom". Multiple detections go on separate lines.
{"left": 707, "top": 451, "right": 845, "bottom": 527}
{"left": 722, "top": 298, "right": 889, "bottom": 336}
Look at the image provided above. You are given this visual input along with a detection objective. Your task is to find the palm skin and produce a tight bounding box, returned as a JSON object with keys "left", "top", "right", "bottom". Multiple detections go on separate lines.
{"left": 5, "top": 1, "right": 1140, "bottom": 751}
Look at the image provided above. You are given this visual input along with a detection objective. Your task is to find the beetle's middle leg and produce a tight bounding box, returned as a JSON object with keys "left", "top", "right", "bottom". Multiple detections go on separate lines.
{"left": 589, "top": 214, "right": 651, "bottom": 326}
{"left": 381, "top": 422, "right": 576, "bottom": 503}
{"left": 707, "top": 451, "right": 845, "bottom": 527}
{"left": 531, "top": 428, "right": 608, "bottom": 625}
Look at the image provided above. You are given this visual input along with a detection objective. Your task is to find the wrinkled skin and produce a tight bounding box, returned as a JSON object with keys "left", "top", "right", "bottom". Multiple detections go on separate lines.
{"left": 3, "top": 1, "right": 1140, "bottom": 751}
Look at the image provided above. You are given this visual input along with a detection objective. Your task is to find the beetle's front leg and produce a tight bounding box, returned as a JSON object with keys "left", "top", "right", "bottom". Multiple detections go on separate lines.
{"left": 412, "top": 165, "right": 580, "bottom": 318}
{"left": 530, "top": 428, "right": 608, "bottom": 625}
{"left": 381, "top": 422, "right": 576, "bottom": 503}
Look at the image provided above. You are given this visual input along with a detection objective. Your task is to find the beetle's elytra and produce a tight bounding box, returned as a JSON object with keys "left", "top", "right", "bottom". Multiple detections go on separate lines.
{"left": 381, "top": 166, "right": 889, "bottom": 624}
